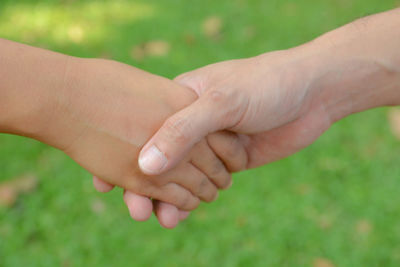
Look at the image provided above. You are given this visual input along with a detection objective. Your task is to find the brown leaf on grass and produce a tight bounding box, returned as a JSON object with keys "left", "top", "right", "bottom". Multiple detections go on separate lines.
{"left": 130, "top": 40, "right": 171, "bottom": 61}
{"left": 356, "top": 219, "right": 373, "bottom": 235}
{"left": 0, "top": 173, "right": 38, "bottom": 207}
{"left": 313, "top": 258, "right": 335, "bottom": 267}
{"left": 388, "top": 108, "right": 400, "bottom": 139}
{"left": 145, "top": 40, "right": 170, "bottom": 57}
{"left": 202, "top": 16, "right": 223, "bottom": 39}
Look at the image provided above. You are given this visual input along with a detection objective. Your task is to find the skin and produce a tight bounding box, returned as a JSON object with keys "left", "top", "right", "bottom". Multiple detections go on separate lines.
{"left": 95, "top": 129, "right": 243, "bottom": 228}
{"left": 0, "top": 39, "right": 247, "bottom": 227}
{"left": 127, "top": 8, "right": 400, "bottom": 226}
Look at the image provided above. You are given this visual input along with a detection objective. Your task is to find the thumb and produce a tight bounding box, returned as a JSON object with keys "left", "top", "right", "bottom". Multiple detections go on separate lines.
{"left": 138, "top": 87, "right": 242, "bottom": 175}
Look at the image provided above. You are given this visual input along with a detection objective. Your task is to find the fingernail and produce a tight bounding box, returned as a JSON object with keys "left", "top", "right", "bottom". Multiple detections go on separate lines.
{"left": 139, "top": 145, "right": 167, "bottom": 174}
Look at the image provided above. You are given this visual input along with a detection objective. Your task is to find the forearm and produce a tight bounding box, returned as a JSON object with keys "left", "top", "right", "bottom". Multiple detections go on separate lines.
{"left": 0, "top": 39, "right": 69, "bottom": 138}
{"left": 300, "top": 8, "right": 400, "bottom": 122}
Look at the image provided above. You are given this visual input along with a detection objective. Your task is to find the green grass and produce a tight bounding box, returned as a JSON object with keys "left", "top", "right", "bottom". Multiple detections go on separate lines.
{"left": 1, "top": 0, "right": 400, "bottom": 266}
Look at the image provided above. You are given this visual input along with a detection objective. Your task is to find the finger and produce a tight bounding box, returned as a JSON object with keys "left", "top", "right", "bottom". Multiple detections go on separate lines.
{"left": 165, "top": 163, "right": 218, "bottom": 203}
{"left": 153, "top": 200, "right": 180, "bottom": 229}
{"left": 139, "top": 87, "right": 244, "bottom": 176}
{"left": 123, "top": 190, "right": 153, "bottom": 221}
{"left": 190, "top": 139, "right": 232, "bottom": 189}
{"left": 207, "top": 131, "right": 248, "bottom": 173}
{"left": 93, "top": 176, "right": 115, "bottom": 193}
{"left": 151, "top": 183, "right": 200, "bottom": 211}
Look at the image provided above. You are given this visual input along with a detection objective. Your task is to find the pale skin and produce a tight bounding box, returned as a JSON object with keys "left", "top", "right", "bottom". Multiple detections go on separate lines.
{"left": 117, "top": 8, "right": 400, "bottom": 227}
{"left": 0, "top": 38, "right": 248, "bottom": 228}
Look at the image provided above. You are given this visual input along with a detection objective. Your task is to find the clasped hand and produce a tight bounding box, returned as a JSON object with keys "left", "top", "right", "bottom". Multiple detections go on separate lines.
{"left": 88, "top": 8, "right": 400, "bottom": 228}
{"left": 93, "top": 50, "right": 327, "bottom": 228}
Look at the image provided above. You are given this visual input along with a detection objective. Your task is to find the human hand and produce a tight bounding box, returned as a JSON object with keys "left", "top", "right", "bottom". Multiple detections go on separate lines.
{"left": 64, "top": 9, "right": 400, "bottom": 228}
{"left": 38, "top": 58, "right": 238, "bottom": 213}
{"left": 0, "top": 39, "right": 234, "bottom": 227}
{"left": 114, "top": 48, "right": 330, "bottom": 227}
{"left": 94, "top": 130, "right": 246, "bottom": 228}
{"left": 84, "top": 63, "right": 248, "bottom": 227}
{"left": 137, "top": 48, "right": 332, "bottom": 175}
{"left": 138, "top": 8, "right": 400, "bottom": 176}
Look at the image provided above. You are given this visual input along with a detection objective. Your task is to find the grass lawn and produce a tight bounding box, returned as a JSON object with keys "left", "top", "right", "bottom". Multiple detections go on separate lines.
{"left": 1, "top": 0, "right": 400, "bottom": 266}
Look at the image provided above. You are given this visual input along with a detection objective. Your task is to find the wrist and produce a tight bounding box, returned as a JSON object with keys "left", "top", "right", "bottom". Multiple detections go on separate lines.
{"left": 40, "top": 57, "right": 199, "bottom": 151}
{"left": 34, "top": 56, "right": 93, "bottom": 150}
{"left": 301, "top": 11, "right": 400, "bottom": 123}
{"left": 0, "top": 44, "right": 87, "bottom": 152}
{"left": 0, "top": 41, "right": 73, "bottom": 144}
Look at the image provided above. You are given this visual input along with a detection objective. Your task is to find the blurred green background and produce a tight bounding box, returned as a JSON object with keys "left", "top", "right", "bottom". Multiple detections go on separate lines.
{"left": 1, "top": 0, "right": 400, "bottom": 266}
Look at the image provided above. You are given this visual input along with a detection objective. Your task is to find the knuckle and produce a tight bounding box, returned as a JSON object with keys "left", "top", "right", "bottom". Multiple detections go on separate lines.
{"left": 208, "top": 163, "right": 230, "bottom": 189}
{"left": 225, "top": 135, "right": 243, "bottom": 158}
{"left": 177, "top": 192, "right": 190, "bottom": 208}
{"left": 163, "top": 117, "right": 190, "bottom": 145}
{"left": 218, "top": 173, "right": 232, "bottom": 190}
{"left": 203, "top": 187, "right": 218, "bottom": 203}
{"left": 188, "top": 198, "right": 201, "bottom": 211}
{"left": 210, "top": 160, "right": 225, "bottom": 177}
{"left": 207, "top": 89, "right": 228, "bottom": 104}
{"left": 205, "top": 88, "right": 246, "bottom": 127}
{"left": 209, "top": 133, "right": 248, "bottom": 172}
{"left": 191, "top": 176, "right": 208, "bottom": 197}
{"left": 180, "top": 192, "right": 199, "bottom": 211}
{"left": 163, "top": 186, "right": 186, "bottom": 208}
{"left": 171, "top": 186, "right": 192, "bottom": 208}
{"left": 232, "top": 148, "right": 249, "bottom": 172}
{"left": 198, "top": 177, "right": 210, "bottom": 194}
{"left": 199, "top": 178, "right": 217, "bottom": 203}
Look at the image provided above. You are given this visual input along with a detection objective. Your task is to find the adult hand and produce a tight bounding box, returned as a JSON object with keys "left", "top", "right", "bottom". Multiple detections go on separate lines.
{"left": 138, "top": 8, "right": 400, "bottom": 175}
{"left": 107, "top": 8, "right": 400, "bottom": 228}
{"left": 138, "top": 49, "right": 331, "bottom": 174}
{"left": 114, "top": 50, "right": 319, "bottom": 227}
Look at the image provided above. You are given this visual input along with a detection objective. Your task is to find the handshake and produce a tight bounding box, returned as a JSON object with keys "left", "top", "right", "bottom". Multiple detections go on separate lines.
{"left": 1, "top": 39, "right": 324, "bottom": 229}
{"left": 68, "top": 55, "right": 305, "bottom": 229}
{"left": 71, "top": 52, "right": 332, "bottom": 229}
{"left": 1, "top": 8, "right": 400, "bottom": 229}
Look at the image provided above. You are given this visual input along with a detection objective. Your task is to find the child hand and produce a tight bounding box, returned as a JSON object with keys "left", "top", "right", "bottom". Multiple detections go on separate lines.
{"left": 0, "top": 38, "right": 246, "bottom": 227}
{"left": 48, "top": 58, "right": 236, "bottom": 211}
